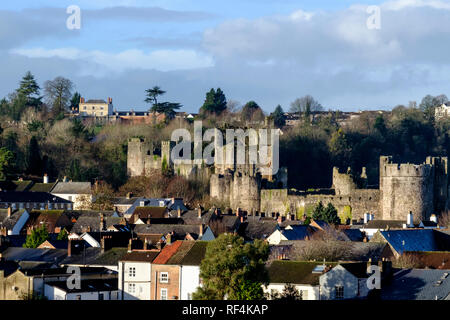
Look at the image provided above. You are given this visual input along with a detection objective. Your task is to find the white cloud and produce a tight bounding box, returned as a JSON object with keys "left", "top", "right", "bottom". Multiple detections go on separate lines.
{"left": 383, "top": 0, "right": 450, "bottom": 10}
{"left": 10, "top": 47, "right": 214, "bottom": 74}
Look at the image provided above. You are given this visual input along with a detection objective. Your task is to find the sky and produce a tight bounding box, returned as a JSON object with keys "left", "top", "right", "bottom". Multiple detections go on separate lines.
{"left": 1, "top": 0, "right": 450, "bottom": 112}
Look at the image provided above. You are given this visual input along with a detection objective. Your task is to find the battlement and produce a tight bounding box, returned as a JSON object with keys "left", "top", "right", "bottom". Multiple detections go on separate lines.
{"left": 383, "top": 163, "right": 433, "bottom": 177}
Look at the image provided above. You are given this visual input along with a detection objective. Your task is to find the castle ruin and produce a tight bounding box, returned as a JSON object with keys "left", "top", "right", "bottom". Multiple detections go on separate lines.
{"left": 127, "top": 137, "right": 449, "bottom": 223}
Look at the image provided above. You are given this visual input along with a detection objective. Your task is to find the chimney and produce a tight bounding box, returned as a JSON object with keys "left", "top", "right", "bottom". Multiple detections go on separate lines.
{"left": 277, "top": 215, "right": 283, "bottom": 224}
{"left": 126, "top": 192, "right": 132, "bottom": 199}
{"left": 67, "top": 239, "right": 72, "bottom": 257}
{"left": 260, "top": 212, "right": 265, "bottom": 218}
{"left": 128, "top": 238, "right": 132, "bottom": 252}
{"left": 199, "top": 224, "right": 204, "bottom": 237}
{"left": 407, "top": 211, "right": 414, "bottom": 227}
{"left": 177, "top": 207, "right": 181, "bottom": 218}
{"left": 100, "top": 237, "right": 105, "bottom": 253}
{"left": 430, "top": 214, "right": 437, "bottom": 223}
{"left": 197, "top": 207, "right": 202, "bottom": 219}
{"left": 100, "top": 213, "right": 105, "bottom": 231}
{"left": 144, "top": 238, "right": 149, "bottom": 250}
{"left": 166, "top": 233, "right": 172, "bottom": 245}
{"left": 240, "top": 216, "right": 244, "bottom": 223}
{"left": 287, "top": 213, "right": 291, "bottom": 221}
{"left": 364, "top": 212, "right": 370, "bottom": 224}
{"left": 236, "top": 208, "right": 241, "bottom": 217}
{"left": 43, "top": 173, "right": 49, "bottom": 184}
{"left": 63, "top": 176, "right": 68, "bottom": 182}
{"left": 7, "top": 206, "right": 12, "bottom": 218}
{"left": 80, "top": 97, "right": 85, "bottom": 104}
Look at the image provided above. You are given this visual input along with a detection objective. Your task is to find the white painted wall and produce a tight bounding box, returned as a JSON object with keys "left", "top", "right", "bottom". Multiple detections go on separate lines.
{"left": 118, "top": 261, "right": 152, "bottom": 300}
{"left": 319, "top": 265, "right": 358, "bottom": 300}
{"left": 180, "top": 266, "right": 200, "bottom": 300}
{"left": 263, "top": 284, "right": 319, "bottom": 300}
{"left": 266, "top": 230, "right": 287, "bottom": 245}
{"left": 51, "top": 193, "right": 92, "bottom": 210}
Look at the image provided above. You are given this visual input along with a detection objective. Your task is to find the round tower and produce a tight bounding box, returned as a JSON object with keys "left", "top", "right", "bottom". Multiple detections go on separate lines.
{"left": 379, "top": 156, "right": 434, "bottom": 222}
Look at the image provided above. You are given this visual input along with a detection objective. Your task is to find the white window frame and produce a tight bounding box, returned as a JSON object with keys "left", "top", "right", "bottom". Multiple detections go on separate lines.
{"left": 128, "top": 283, "right": 136, "bottom": 293}
{"left": 335, "top": 286, "right": 344, "bottom": 300}
{"left": 160, "top": 288, "right": 168, "bottom": 300}
{"left": 160, "top": 272, "right": 169, "bottom": 283}
{"left": 128, "top": 267, "right": 136, "bottom": 277}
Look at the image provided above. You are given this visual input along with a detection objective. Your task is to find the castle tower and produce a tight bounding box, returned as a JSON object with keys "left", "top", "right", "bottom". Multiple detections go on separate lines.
{"left": 127, "top": 138, "right": 153, "bottom": 176}
{"left": 161, "top": 140, "right": 174, "bottom": 166}
{"left": 379, "top": 156, "right": 434, "bottom": 222}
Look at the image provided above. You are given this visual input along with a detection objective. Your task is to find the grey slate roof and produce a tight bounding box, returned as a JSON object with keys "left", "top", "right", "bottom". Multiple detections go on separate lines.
{"left": 380, "top": 229, "right": 438, "bottom": 255}
{"left": 0, "top": 209, "right": 27, "bottom": 230}
{"left": 70, "top": 211, "right": 122, "bottom": 233}
{"left": 281, "top": 225, "right": 312, "bottom": 241}
{"left": 180, "top": 209, "right": 213, "bottom": 225}
{"left": 86, "top": 99, "right": 107, "bottom": 104}
{"left": 0, "top": 192, "right": 71, "bottom": 203}
{"left": 273, "top": 241, "right": 386, "bottom": 261}
{"left": 47, "top": 278, "right": 118, "bottom": 293}
{"left": 381, "top": 268, "right": 450, "bottom": 300}
{"left": 365, "top": 220, "right": 404, "bottom": 229}
{"left": 239, "top": 218, "right": 279, "bottom": 240}
{"left": 1, "top": 247, "right": 67, "bottom": 263}
{"left": 133, "top": 224, "right": 202, "bottom": 240}
{"left": 51, "top": 182, "right": 92, "bottom": 194}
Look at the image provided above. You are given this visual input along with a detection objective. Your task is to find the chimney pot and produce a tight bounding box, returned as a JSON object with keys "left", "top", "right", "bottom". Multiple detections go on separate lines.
{"left": 197, "top": 207, "right": 202, "bottom": 218}
{"left": 199, "top": 224, "right": 204, "bottom": 237}
{"left": 177, "top": 207, "right": 181, "bottom": 218}
{"left": 7, "top": 206, "right": 12, "bottom": 217}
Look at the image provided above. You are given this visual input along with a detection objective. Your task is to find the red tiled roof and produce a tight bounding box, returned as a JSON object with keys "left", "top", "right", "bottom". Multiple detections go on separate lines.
{"left": 152, "top": 240, "right": 183, "bottom": 265}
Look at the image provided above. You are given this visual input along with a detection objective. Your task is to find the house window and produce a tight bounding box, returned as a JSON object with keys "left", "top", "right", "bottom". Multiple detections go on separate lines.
{"left": 160, "top": 288, "right": 168, "bottom": 300}
{"left": 335, "top": 286, "right": 344, "bottom": 300}
{"left": 128, "top": 283, "right": 136, "bottom": 293}
{"left": 129, "top": 267, "right": 136, "bottom": 277}
{"left": 160, "top": 272, "right": 169, "bottom": 283}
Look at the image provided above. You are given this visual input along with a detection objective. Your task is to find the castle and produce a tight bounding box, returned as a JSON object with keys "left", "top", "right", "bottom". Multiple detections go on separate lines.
{"left": 259, "top": 156, "right": 448, "bottom": 223}
{"left": 127, "top": 138, "right": 210, "bottom": 180}
{"left": 127, "top": 138, "right": 449, "bottom": 223}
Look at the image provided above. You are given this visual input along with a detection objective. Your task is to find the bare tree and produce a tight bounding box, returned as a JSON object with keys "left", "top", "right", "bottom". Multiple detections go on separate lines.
{"left": 290, "top": 95, "right": 323, "bottom": 114}
{"left": 44, "top": 77, "right": 74, "bottom": 116}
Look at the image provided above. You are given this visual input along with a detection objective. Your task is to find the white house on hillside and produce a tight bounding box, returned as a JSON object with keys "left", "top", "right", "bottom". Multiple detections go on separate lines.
{"left": 51, "top": 182, "right": 93, "bottom": 210}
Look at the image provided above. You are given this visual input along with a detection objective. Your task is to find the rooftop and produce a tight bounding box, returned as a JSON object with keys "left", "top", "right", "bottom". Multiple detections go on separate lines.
{"left": 0, "top": 192, "right": 71, "bottom": 204}
{"left": 51, "top": 182, "right": 92, "bottom": 194}
{"left": 47, "top": 278, "right": 118, "bottom": 293}
{"left": 267, "top": 260, "right": 335, "bottom": 285}
{"left": 381, "top": 268, "right": 450, "bottom": 300}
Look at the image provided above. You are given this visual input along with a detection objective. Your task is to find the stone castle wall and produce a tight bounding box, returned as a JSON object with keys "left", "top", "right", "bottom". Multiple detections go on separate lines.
{"left": 260, "top": 188, "right": 380, "bottom": 221}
